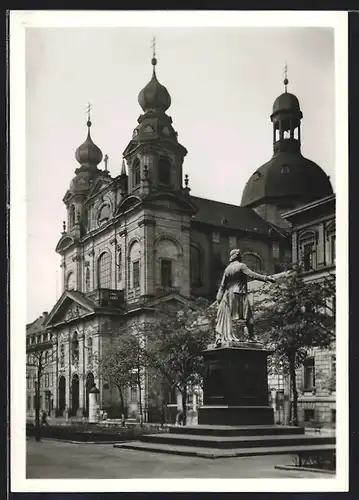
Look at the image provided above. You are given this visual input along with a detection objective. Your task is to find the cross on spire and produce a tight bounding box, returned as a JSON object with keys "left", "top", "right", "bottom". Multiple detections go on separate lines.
{"left": 151, "top": 36, "right": 156, "bottom": 59}
{"left": 86, "top": 102, "right": 92, "bottom": 122}
{"left": 283, "top": 62, "right": 289, "bottom": 92}
{"left": 104, "top": 154, "right": 109, "bottom": 171}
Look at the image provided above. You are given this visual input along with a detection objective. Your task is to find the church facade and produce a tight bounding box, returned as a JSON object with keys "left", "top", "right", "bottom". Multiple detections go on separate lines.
{"left": 26, "top": 52, "right": 334, "bottom": 423}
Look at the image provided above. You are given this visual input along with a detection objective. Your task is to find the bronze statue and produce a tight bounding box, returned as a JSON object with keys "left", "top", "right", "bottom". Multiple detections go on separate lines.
{"left": 215, "top": 249, "right": 275, "bottom": 346}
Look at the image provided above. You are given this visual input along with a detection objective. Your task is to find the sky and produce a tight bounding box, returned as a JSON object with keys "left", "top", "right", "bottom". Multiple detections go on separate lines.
{"left": 25, "top": 26, "right": 335, "bottom": 323}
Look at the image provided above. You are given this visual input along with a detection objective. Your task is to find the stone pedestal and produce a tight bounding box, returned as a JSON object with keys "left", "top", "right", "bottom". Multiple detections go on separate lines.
{"left": 88, "top": 386, "right": 100, "bottom": 423}
{"left": 198, "top": 341, "right": 274, "bottom": 426}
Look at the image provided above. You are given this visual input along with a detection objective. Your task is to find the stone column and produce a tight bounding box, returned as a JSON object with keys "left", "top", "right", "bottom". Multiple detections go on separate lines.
{"left": 64, "top": 332, "right": 71, "bottom": 418}
{"left": 77, "top": 332, "right": 85, "bottom": 416}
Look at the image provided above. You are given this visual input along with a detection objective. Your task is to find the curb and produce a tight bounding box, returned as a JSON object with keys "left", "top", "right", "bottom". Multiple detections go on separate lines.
{"left": 274, "top": 465, "right": 335, "bottom": 475}
{"left": 30, "top": 437, "right": 126, "bottom": 445}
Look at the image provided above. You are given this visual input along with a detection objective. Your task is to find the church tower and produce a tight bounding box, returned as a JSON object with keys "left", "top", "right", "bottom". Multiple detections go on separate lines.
{"left": 120, "top": 41, "right": 196, "bottom": 302}
{"left": 241, "top": 67, "right": 333, "bottom": 228}
{"left": 123, "top": 42, "right": 187, "bottom": 196}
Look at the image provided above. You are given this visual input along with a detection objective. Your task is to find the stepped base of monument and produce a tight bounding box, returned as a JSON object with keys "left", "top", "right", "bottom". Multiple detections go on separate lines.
{"left": 198, "top": 405, "right": 274, "bottom": 426}
{"left": 114, "top": 424, "right": 335, "bottom": 459}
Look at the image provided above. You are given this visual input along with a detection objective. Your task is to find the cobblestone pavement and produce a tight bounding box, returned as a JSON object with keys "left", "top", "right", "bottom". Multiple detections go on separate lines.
{"left": 26, "top": 438, "right": 335, "bottom": 479}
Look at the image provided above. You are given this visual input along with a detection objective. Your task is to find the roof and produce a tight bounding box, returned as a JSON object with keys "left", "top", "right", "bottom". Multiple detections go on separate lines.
{"left": 26, "top": 315, "right": 48, "bottom": 336}
{"left": 190, "top": 196, "right": 280, "bottom": 236}
{"left": 241, "top": 152, "right": 333, "bottom": 208}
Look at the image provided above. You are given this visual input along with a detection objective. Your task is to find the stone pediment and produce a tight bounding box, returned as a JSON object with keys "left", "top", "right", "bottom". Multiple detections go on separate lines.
{"left": 44, "top": 291, "right": 96, "bottom": 327}
{"left": 145, "top": 292, "right": 202, "bottom": 312}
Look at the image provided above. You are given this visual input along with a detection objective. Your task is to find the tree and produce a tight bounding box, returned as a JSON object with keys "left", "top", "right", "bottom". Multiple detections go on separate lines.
{"left": 26, "top": 338, "right": 56, "bottom": 441}
{"left": 142, "top": 298, "right": 213, "bottom": 425}
{"left": 254, "top": 269, "right": 336, "bottom": 426}
{"left": 97, "top": 330, "right": 148, "bottom": 426}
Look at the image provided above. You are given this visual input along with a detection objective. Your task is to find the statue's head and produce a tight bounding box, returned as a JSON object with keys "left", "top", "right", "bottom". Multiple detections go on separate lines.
{"left": 229, "top": 248, "right": 242, "bottom": 263}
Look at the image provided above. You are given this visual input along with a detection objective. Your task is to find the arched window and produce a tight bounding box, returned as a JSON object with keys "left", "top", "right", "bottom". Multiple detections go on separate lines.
{"left": 129, "top": 241, "right": 141, "bottom": 289}
{"left": 72, "top": 332, "right": 79, "bottom": 364}
{"left": 242, "top": 253, "right": 262, "bottom": 273}
{"left": 98, "top": 252, "right": 111, "bottom": 289}
{"left": 132, "top": 159, "right": 141, "bottom": 187}
{"left": 85, "top": 267, "right": 90, "bottom": 292}
{"left": 158, "top": 157, "right": 171, "bottom": 185}
{"left": 70, "top": 205, "right": 76, "bottom": 227}
{"left": 190, "top": 245, "right": 202, "bottom": 288}
{"left": 66, "top": 271, "right": 75, "bottom": 291}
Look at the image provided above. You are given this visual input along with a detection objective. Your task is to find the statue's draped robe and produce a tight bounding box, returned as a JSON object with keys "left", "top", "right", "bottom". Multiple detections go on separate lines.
{"left": 215, "top": 261, "right": 268, "bottom": 342}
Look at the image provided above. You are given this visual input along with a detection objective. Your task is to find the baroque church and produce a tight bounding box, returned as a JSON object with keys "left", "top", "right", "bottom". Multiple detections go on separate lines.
{"left": 26, "top": 51, "right": 333, "bottom": 421}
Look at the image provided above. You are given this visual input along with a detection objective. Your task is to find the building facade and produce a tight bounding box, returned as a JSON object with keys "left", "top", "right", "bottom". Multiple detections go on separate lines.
{"left": 26, "top": 52, "right": 334, "bottom": 423}
{"left": 282, "top": 194, "right": 336, "bottom": 428}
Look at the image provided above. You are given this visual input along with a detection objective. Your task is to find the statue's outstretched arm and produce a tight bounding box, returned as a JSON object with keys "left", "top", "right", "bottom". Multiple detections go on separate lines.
{"left": 241, "top": 263, "right": 269, "bottom": 282}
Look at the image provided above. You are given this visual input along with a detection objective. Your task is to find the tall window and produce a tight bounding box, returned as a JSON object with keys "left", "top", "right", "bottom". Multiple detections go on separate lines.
{"left": 161, "top": 259, "right": 173, "bottom": 288}
{"left": 98, "top": 252, "right": 111, "bottom": 289}
{"left": 66, "top": 271, "right": 75, "bottom": 291}
{"left": 70, "top": 205, "right": 76, "bottom": 228}
{"left": 190, "top": 245, "right": 202, "bottom": 288}
{"left": 132, "top": 260, "right": 140, "bottom": 288}
{"left": 242, "top": 253, "right": 262, "bottom": 273}
{"left": 303, "top": 242, "right": 315, "bottom": 271}
{"left": 87, "top": 337, "right": 93, "bottom": 363}
{"left": 132, "top": 159, "right": 141, "bottom": 187}
{"left": 158, "top": 157, "right": 171, "bottom": 185}
{"left": 299, "top": 232, "right": 316, "bottom": 271}
{"left": 85, "top": 267, "right": 90, "bottom": 292}
{"left": 303, "top": 357, "right": 315, "bottom": 391}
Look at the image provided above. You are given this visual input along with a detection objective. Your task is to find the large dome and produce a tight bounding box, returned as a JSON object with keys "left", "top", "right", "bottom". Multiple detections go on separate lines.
{"left": 138, "top": 57, "right": 171, "bottom": 113}
{"left": 241, "top": 152, "right": 333, "bottom": 208}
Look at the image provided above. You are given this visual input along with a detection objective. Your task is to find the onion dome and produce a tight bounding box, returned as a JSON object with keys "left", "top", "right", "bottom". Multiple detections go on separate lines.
{"left": 75, "top": 119, "right": 103, "bottom": 167}
{"left": 138, "top": 57, "right": 171, "bottom": 113}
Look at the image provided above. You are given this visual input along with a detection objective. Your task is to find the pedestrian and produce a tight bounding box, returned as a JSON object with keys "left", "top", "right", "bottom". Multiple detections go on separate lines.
{"left": 41, "top": 409, "right": 49, "bottom": 426}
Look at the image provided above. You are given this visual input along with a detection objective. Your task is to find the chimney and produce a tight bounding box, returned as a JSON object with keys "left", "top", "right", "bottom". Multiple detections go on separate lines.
{"left": 42, "top": 311, "right": 48, "bottom": 317}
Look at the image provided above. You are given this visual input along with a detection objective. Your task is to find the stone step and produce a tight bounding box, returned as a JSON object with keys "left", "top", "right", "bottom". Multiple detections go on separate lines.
{"left": 114, "top": 441, "right": 336, "bottom": 459}
{"left": 169, "top": 424, "right": 305, "bottom": 437}
{"left": 141, "top": 432, "right": 335, "bottom": 450}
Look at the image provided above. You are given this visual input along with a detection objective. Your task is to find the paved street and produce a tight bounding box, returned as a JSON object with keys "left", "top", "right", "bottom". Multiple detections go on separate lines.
{"left": 26, "top": 438, "right": 334, "bottom": 479}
